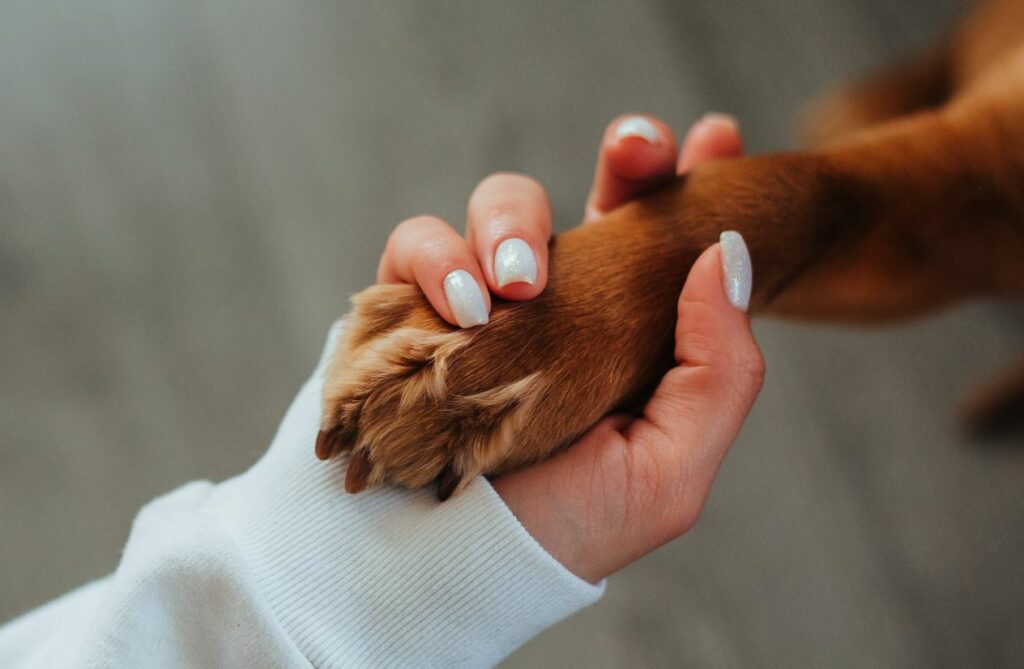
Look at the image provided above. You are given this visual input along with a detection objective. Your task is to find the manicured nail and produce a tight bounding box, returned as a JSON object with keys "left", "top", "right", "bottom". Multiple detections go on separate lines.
{"left": 494, "top": 238, "right": 538, "bottom": 288}
{"left": 701, "top": 112, "right": 739, "bottom": 130}
{"left": 614, "top": 116, "right": 660, "bottom": 144}
{"left": 443, "top": 269, "right": 489, "bottom": 327}
{"left": 719, "top": 231, "right": 752, "bottom": 312}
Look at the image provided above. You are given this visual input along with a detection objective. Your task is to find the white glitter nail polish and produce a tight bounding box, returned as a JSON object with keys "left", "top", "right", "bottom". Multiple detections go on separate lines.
{"left": 614, "top": 116, "right": 660, "bottom": 144}
{"left": 719, "top": 230, "right": 752, "bottom": 312}
{"left": 494, "top": 238, "right": 538, "bottom": 288}
{"left": 443, "top": 269, "right": 489, "bottom": 328}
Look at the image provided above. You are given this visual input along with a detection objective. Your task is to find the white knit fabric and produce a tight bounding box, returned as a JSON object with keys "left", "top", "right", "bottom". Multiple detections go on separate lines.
{"left": 0, "top": 322, "right": 604, "bottom": 668}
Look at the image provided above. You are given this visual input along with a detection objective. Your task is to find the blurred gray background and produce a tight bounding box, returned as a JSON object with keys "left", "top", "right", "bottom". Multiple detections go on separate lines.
{"left": 1, "top": 0, "right": 1022, "bottom": 666}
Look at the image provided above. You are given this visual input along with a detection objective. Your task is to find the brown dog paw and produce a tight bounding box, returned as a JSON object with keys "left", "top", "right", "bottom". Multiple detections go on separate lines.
{"left": 317, "top": 283, "right": 554, "bottom": 499}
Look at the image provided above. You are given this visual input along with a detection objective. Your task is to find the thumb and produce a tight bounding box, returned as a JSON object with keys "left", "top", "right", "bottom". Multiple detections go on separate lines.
{"left": 492, "top": 233, "right": 764, "bottom": 582}
{"left": 624, "top": 231, "right": 763, "bottom": 526}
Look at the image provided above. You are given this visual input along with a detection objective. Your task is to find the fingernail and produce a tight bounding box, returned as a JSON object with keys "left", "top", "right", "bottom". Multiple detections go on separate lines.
{"left": 443, "top": 269, "right": 489, "bottom": 327}
{"left": 494, "top": 238, "right": 538, "bottom": 288}
{"left": 701, "top": 112, "right": 739, "bottom": 130}
{"left": 719, "top": 231, "right": 752, "bottom": 312}
{"left": 614, "top": 116, "right": 660, "bottom": 144}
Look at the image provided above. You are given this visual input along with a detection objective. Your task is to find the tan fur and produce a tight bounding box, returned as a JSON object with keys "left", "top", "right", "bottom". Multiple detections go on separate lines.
{"left": 319, "top": 0, "right": 1024, "bottom": 497}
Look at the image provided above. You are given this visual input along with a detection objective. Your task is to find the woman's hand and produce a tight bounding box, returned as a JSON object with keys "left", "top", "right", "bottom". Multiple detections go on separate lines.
{"left": 377, "top": 113, "right": 762, "bottom": 583}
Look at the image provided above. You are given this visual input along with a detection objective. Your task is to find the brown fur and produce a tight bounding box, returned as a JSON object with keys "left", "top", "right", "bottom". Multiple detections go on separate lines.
{"left": 319, "top": 0, "right": 1024, "bottom": 497}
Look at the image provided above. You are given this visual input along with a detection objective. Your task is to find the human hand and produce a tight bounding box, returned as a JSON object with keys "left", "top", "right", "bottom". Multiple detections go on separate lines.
{"left": 376, "top": 113, "right": 762, "bottom": 582}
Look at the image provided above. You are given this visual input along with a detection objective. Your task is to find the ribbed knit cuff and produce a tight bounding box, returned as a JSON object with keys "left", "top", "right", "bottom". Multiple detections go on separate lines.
{"left": 203, "top": 322, "right": 604, "bottom": 668}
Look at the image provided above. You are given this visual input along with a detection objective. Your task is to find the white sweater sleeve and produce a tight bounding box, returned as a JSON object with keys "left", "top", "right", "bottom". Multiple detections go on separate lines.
{"left": 0, "top": 322, "right": 604, "bottom": 668}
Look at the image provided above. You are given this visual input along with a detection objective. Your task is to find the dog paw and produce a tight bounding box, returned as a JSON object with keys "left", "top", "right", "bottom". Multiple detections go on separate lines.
{"left": 316, "top": 284, "right": 551, "bottom": 499}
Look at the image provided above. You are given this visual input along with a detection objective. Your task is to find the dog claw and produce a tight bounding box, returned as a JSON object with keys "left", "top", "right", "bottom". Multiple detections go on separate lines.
{"left": 436, "top": 466, "right": 462, "bottom": 502}
{"left": 315, "top": 427, "right": 347, "bottom": 460}
{"left": 315, "top": 429, "right": 333, "bottom": 460}
{"left": 345, "top": 451, "right": 372, "bottom": 493}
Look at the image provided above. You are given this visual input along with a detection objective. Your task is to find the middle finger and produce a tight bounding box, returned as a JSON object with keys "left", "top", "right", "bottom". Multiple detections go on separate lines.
{"left": 466, "top": 172, "right": 552, "bottom": 301}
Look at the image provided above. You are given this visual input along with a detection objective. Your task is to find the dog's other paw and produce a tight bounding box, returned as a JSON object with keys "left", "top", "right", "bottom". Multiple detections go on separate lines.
{"left": 316, "top": 284, "right": 550, "bottom": 500}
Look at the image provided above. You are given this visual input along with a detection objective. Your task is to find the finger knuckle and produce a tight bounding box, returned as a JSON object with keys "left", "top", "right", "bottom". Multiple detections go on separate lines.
{"left": 474, "top": 172, "right": 516, "bottom": 200}
{"left": 708, "top": 350, "right": 765, "bottom": 404}
{"left": 736, "top": 350, "right": 766, "bottom": 390}
{"left": 417, "top": 237, "right": 463, "bottom": 269}
{"left": 391, "top": 215, "right": 444, "bottom": 241}
{"left": 483, "top": 171, "right": 540, "bottom": 192}
{"left": 474, "top": 173, "right": 547, "bottom": 213}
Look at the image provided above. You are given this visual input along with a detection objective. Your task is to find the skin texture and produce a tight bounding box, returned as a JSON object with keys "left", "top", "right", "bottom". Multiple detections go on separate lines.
{"left": 318, "top": 0, "right": 1024, "bottom": 526}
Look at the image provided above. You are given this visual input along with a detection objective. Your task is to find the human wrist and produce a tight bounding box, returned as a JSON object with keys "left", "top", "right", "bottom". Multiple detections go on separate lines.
{"left": 493, "top": 466, "right": 614, "bottom": 584}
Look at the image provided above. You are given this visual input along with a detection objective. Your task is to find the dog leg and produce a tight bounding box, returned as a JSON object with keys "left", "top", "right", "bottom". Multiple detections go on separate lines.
{"left": 772, "top": 75, "right": 1024, "bottom": 322}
